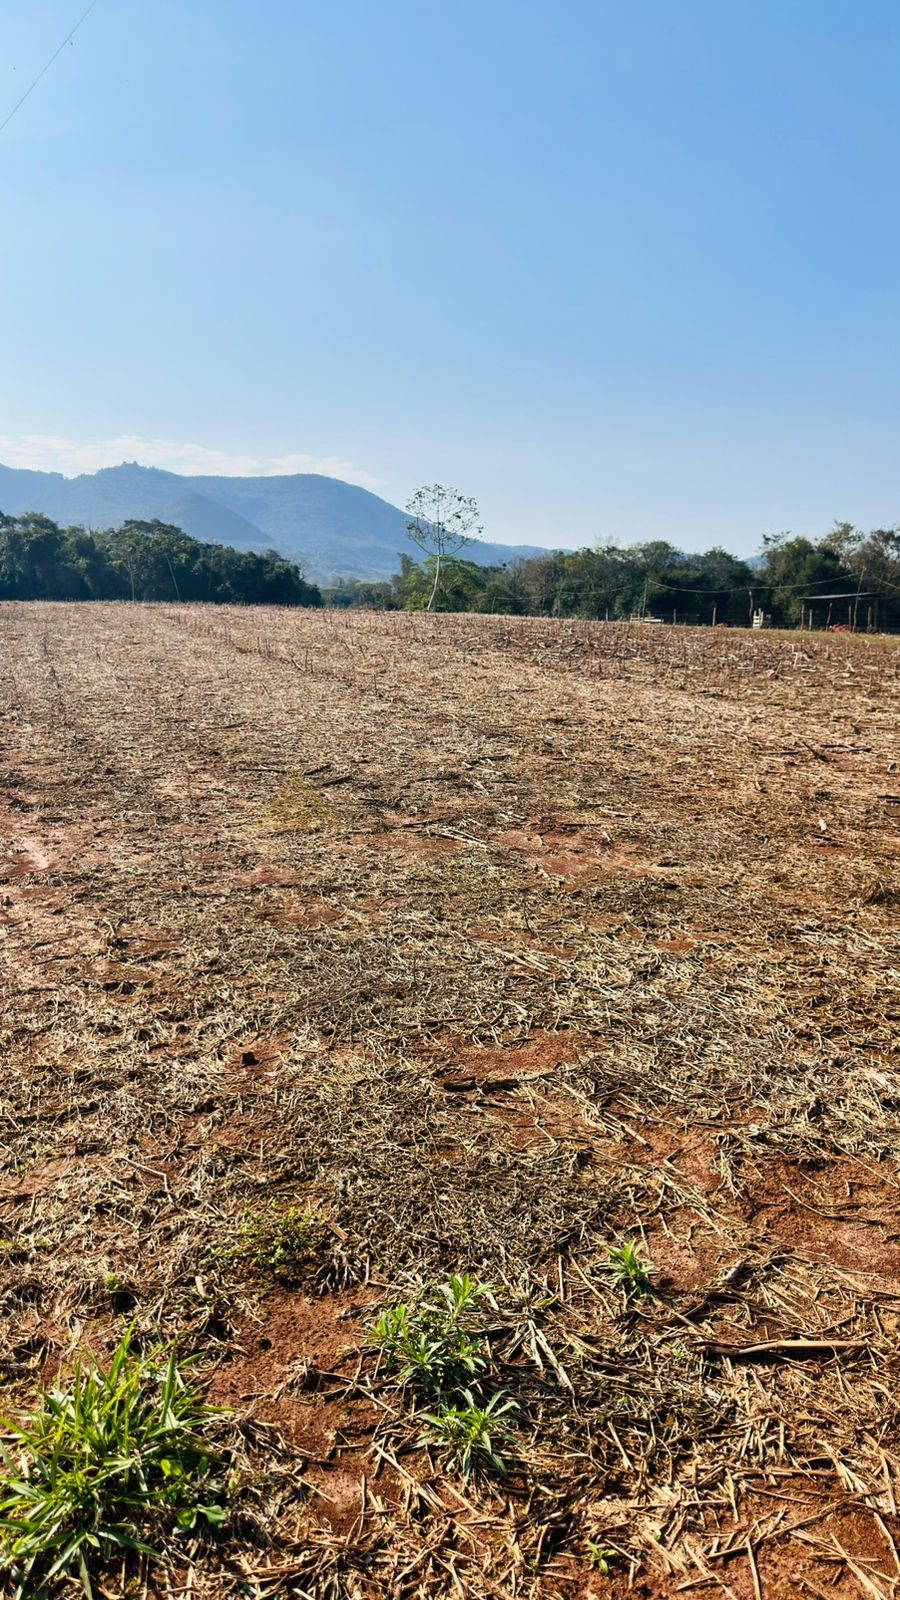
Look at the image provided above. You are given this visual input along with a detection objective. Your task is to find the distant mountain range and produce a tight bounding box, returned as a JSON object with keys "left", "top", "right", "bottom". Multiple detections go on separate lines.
{"left": 0, "top": 462, "right": 546, "bottom": 584}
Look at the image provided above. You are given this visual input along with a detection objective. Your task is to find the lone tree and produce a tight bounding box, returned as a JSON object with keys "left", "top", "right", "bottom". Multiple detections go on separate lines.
{"left": 405, "top": 484, "right": 482, "bottom": 612}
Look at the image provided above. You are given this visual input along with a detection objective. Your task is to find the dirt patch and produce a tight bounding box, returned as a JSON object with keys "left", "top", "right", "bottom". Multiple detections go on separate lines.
{"left": 745, "top": 1154, "right": 900, "bottom": 1279}
{"left": 259, "top": 898, "right": 343, "bottom": 930}
{"left": 435, "top": 1028, "right": 584, "bottom": 1087}
{"left": 211, "top": 1290, "right": 369, "bottom": 1396}
{"left": 498, "top": 825, "right": 661, "bottom": 880}
{"left": 233, "top": 865, "right": 307, "bottom": 888}
{"left": 222, "top": 1034, "right": 292, "bottom": 1075}
{"left": 373, "top": 826, "right": 465, "bottom": 856}
{"left": 210, "top": 1288, "right": 392, "bottom": 1539}
{"left": 109, "top": 924, "right": 181, "bottom": 958}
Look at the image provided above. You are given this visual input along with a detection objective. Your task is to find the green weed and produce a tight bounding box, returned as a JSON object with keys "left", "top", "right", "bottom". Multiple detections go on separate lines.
{"left": 239, "top": 1203, "right": 328, "bottom": 1284}
{"left": 608, "top": 1239, "right": 655, "bottom": 1297}
{"left": 0, "top": 1328, "right": 227, "bottom": 1600}
{"left": 420, "top": 1390, "right": 517, "bottom": 1479}
{"left": 369, "top": 1273, "right": 491, "bottom": 1395}
{"left": 586, "top": 1541, "right": 620, "bottom": 1576}
{"left": 370, "top": 1275, "right": 527, "bottom": 1478}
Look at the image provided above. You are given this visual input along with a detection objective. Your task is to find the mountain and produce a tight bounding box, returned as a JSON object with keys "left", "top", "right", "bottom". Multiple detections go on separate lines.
{"left": 0, "top": 462, "right": 546, "bottom": 584}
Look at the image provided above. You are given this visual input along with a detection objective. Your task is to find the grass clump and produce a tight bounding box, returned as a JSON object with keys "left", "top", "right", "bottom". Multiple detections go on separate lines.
{"left": 0, "top": 1328, "right": 227, "bottom": 1600}
{"left": 608, "top": 1239, "right": 655, "bottom": 1298}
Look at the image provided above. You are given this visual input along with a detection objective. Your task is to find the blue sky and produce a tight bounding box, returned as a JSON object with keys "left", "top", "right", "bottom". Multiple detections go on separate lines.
{"left": 2, "top": 0, "right": 899, "bottom": 554}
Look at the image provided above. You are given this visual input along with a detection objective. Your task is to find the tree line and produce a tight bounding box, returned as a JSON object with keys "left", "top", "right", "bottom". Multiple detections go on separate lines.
{"left": 0, "top": 514, "right": 322, "bottom": 607}
{"left": 3, "top": 504, "right": 898, "bottom": 629}
{"left": 327, "top": 522, "right": 900, "bottom": 630}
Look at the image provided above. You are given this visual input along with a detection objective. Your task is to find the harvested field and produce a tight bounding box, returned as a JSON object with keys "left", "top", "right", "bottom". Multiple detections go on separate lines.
{"left": 1, "top": 601, "right": 899, "bottom": 1599}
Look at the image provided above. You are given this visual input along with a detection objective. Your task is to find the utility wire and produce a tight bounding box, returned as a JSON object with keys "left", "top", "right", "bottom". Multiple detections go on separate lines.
{"left": 539, "top": 555, "right": 889, "bottom": 597}
{"left": 539, "top": 571, "right": 861, "bottom": 598}
{"left": 648, "top": 571, "right": 861, "bottom": 596}
{"left": 0, "top": 0, "right": 99, "bottom": 137}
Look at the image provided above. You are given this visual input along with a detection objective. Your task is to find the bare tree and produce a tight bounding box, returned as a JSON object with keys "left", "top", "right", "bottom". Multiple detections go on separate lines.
{"left": 405, "top": 484, "right": 482, "bottom": 612}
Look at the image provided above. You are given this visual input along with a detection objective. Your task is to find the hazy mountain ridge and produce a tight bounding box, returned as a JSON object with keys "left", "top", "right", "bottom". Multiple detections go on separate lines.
{"left": 0, "top": 462, "right": 545, "bottom": 584}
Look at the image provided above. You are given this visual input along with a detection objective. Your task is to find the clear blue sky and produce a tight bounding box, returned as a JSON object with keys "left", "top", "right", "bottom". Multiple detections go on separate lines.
{"left": 2, "top": 1, "right": 899, "bottom": 554}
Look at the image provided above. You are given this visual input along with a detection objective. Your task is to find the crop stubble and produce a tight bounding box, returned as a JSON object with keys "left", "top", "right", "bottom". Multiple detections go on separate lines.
{"left": 1, "top": 603, "right": 899, "bottom": 1598}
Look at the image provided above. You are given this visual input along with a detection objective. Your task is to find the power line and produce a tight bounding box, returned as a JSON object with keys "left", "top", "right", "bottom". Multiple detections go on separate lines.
{"left": 0, "top": 0, "right": 100, "bottom": 137}
{"left": 649, "top": 571, "right": 861, "bottom": 597}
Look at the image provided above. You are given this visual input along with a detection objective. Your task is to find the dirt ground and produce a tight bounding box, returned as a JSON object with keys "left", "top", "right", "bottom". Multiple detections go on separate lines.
{"left": 1, "top": 603, "right": 899, "bottom": 1599}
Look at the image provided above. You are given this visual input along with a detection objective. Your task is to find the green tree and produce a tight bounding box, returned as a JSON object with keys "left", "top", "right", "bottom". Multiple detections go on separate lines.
{"left": 841, "top": 526, "right": 900, "bottom": 628}
{"left": 758, "top": 533, "right": 849, "bottom": 625}
{"left": 0, "top": 515, "right": 321, "bottom": 607}
{"left": 406, "top": 485, "right": 482, "bottom": 612}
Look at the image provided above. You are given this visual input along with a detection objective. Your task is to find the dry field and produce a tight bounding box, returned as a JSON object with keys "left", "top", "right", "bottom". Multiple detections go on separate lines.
{"left": 1, "top": 602, "right": 899, "bottom": 1600}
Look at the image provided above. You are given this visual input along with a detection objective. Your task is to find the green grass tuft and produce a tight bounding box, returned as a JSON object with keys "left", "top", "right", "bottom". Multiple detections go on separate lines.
{"left": 369, "top": 1273, "right": 491, "bottom": 1394}
{"left": 608, "top": 1239, "right": 655, "bottom": 1297}
{"left": 370, "top": 1274, "right": 523, "bottom": 1479}
{"left": 0, "top": 1328, "right": 228, "bottom": 1600}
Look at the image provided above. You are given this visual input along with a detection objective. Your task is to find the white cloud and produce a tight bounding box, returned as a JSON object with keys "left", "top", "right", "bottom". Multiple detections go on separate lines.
{"left": 0, "top": 433, "right": 387, "bottom": 490}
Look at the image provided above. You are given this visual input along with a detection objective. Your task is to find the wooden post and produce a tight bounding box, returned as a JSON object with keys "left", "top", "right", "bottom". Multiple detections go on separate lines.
{"left": 712, "top": 603, "right": 717, "bottom": 627}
